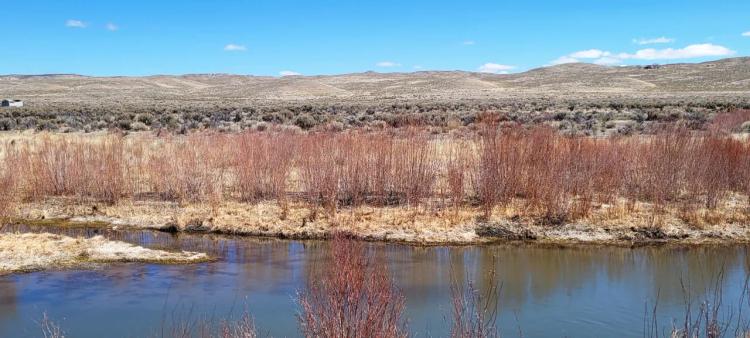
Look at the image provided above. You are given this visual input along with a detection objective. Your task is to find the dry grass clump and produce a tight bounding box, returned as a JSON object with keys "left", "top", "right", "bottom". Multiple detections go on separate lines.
{"left": 298, "top": 235, "right": 408, "bottom": 338}
{"left": 0, "top": 232, "right": 208, "bottom": 275}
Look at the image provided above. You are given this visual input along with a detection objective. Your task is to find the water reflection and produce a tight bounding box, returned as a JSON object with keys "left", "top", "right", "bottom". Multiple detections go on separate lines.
{"left": 0, "top": 224, "right": 747, "bottom": 337}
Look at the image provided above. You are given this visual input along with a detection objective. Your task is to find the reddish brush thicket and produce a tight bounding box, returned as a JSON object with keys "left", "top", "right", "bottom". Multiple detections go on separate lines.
{"left": 709, "top": 109, "right": 750, "bottom": 133}
{"left": 145, "top": 134, "right": 228, "bottom": 203}
{"left": 1, "top": 127, "right": 748, "bottom": 223}
{"left": 233, "top": 132, "right": 295, "bottom": 217}
{"left": 298, "top": 235, "right": 407, "bottom": 338}
{"left": 17, "top": 135, "right": 125, "bottom": 204}
{"left": 476, "top": 126, "right": 750, "bottom": 223}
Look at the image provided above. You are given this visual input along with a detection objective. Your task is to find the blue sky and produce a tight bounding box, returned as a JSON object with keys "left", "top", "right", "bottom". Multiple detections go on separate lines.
{"left": 1, "top": 0, "right": 749, "bottom": 76}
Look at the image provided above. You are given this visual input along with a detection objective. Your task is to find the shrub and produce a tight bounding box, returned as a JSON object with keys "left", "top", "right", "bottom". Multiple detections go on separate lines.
{"left": 294, "top": 114, "right": 317, "bottom": 130}
{"left": 298, "top": 235, "right": 407, "bottom": 338}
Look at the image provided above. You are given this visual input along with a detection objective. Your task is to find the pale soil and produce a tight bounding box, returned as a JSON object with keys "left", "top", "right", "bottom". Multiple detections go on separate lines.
{"left": 10, "top": 197, "right": 750, "bottom": 245}
{"left": 0, "top": 232, "right": 210, "bottom": 275}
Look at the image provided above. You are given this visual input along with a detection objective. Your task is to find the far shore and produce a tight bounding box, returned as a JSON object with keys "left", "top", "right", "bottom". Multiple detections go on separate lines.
{"left": 7, "top": 198, "right": 749, "bottom": 246}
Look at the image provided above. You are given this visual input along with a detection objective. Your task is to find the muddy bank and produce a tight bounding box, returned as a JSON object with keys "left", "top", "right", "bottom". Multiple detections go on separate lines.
{"left": 0, "top": 232, "right": 210, "bottom": 275}
{"left": 8, "top": 198, "right": 750, "bottom": 245}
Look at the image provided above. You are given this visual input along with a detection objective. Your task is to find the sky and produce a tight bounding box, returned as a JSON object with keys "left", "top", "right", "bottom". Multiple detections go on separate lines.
{"left": 1, "top": 0, "right": 749, "bottom": 76}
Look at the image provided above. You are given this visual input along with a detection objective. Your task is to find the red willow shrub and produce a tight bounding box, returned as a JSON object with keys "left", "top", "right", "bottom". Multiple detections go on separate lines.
{"left": 449, "top": 260, "right": 500, "bottom": 338}
{"left": 298, "top": 235, "right": 407, "bottom": 338}
{"left": 446, "top": 139, "right": 473, "bottom": 216}
{"left": 146, "top": 134, "right": 225, "bottom": 203}
{"left": 18, "top": 135, "right": 125, "bottom": 204}
{"left": 391, "top": 131, "right": 438, "bottom": 207}
{"left": 298, "top": 134, "right": 341, "bottom": 218}
{"left": 709, "top": 109, "right": 750, "bottom": 133}
{"left": 233, "top": 131, "right": 295, "bottom": 216}
{"left": 1, "top": 127, "right": 748, "bottom": 223}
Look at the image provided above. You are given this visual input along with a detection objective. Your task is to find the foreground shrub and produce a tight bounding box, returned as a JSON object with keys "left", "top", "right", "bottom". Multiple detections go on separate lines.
{"left": 450, "top": 261, "right": 500, "bottom": 338}
{"left": 298, "top": 235, "right": 408, "bottom": 338}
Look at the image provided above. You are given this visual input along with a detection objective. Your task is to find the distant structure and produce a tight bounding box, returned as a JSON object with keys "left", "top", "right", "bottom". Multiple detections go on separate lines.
{"left": 643, "top": 64, "right": 661, "bottom": 70}
{"left": 1, "top": 99, "right": 23, "bottom": 107}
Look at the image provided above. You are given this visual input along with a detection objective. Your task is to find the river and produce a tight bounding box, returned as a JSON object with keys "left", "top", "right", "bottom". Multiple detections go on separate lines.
{"left": 1, "top": 224, "right": 748, "bottom": 337}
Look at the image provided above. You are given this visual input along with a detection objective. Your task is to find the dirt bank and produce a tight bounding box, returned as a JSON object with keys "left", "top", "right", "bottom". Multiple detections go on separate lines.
{"left": 0, "top": 232, "right": 210, "bottom": 275}
{"left": 10, "top": 198, "right": 750, "bottom": 245}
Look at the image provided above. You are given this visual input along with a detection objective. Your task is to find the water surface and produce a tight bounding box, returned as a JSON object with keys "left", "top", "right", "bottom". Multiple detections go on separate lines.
{"left": 1, "top": 225, "right": 748, "bottom": 337}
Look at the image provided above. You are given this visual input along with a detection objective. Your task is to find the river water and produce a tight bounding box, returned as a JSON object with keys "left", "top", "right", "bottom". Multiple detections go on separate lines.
{"left": 1, "top": 225, "right": 748, "bottom": 337}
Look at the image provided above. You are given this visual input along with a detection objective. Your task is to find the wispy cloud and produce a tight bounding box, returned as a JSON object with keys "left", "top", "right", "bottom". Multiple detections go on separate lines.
{"left": 550, "top": 43, "right": 735, "bottom": 66}
{"left": 463, "top": 40, "right": 476, "bottom": 45}
{"left": 65, "top": 19, "right": 87, "bottom": 28}
{"left": 550, "top": 56, "right": 580, "bottom": 65}
{"left": 592, "top": 57, "right": 623, "bottom": 66}
{"left": 279, "top": 70, "right": 301, "bottom": 76}
{"left": 105, "top": 23, "right": 118, "bottom": 31}
{"left": 743, "top": 31, "right": 750, "bottom": 37}
{"left": 570, "top": 49, "right": 610, "bottom": 59}
{"left": 224, "top": 44, "right": 247, "bottom": 52}
{"left": 376, "top": 61, "right": 401, "bottom": 67}
{"left": 633, "top": 37, "right": 674, "bottom": 45}
{"left": 478, "top": 63, "right": 515, "bottom": 74}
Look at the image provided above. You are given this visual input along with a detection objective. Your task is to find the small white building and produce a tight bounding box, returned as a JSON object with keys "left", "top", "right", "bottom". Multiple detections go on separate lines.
{"left": 1, "top": 99, "right": 23, "bottom": 107}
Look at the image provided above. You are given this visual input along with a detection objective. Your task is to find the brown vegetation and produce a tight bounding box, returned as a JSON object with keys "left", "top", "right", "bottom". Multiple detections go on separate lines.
{"left": 449, "top": 261, "right": 501, "bottom": 338}
{"left": 1, "top": 123, "right": 749, "bottom": 241}
{"left": 298, "top": 235, "right": 408, "bottom": 337}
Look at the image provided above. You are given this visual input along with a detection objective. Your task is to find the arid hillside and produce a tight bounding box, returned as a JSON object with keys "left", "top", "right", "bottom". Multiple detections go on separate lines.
{"left": 1, "top": 57, "right": 749, "bottom": 133}
{"left": 3, "top": 57, "right": 750, "bottom": 101}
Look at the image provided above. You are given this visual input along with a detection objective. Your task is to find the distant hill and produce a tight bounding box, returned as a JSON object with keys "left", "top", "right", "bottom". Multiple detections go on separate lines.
{"left": 2, "top": 57, "right": 749, "bottom": 106}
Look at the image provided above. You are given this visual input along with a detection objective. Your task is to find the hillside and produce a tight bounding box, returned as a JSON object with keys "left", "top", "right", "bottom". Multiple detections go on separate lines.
{"left": 0, "top": 57, "right": 749, "bottom": 133}
{"left": 1, "top": 57, "right": 750, "bottom": 104}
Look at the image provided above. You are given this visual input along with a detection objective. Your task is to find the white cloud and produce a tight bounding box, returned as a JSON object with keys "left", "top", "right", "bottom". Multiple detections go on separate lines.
{"left": 413, "top": 65, "right": 423, "bottom": 69}
{"left": 224, "top": 44, "right": 247, "bottom": 52}
{"left": 633, "top": 37, "right": 674, "bottom": 45}
{"left": 376, "top": 61, "right": 401, "bottom": 67}
{"left": 65, "top": 20, "right": 86, "bottom": 28}
{"left": 549, "top": 43, "right": 735, "bottom": 66}
{"left": 742, "top": 31, "right": 750, "bottom": 37}
{"left": 279, "top": 70, "right": 301, "bottom": 76}
{"left": 620, "top": 44, "right": 734, "bottom": 60}
{"left": 550, "top": 56, "right": 580, "bottom": 65}
{"left": 105, "top": 23, "right": 118, "bottom": 31}
{"left": 570, "top": 49, "right": 610, "bottom": 59}
{"left": 463, "top": 40, "right": 476, "bottom": 45}
{"left": 593, "top": 57, "right": 623, "bottom": 66}
{"left": 478, "top": 63, "right": 515, "bottom": 74}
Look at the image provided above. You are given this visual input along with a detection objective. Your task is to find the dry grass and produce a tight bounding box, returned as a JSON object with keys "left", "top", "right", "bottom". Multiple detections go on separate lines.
{"left": 0, "top": 232, "right": 209, "bottom": 275}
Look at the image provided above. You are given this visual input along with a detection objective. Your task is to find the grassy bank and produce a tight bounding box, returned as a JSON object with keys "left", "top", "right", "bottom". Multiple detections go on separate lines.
{"left": 0, "top": 232, "right": 209, "bottom": 275}
{"left": 1, "top": 124, "right": 749, "bottom": 244}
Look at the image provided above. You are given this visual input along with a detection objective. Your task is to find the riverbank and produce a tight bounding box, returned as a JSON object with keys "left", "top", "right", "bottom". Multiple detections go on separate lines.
{"left": 9, "top": 197, "right": 750, "bottom": 245}
{"left": 0, "top": 231, "right": 210, "bottom": 275}
{"left": 1, "top": 129, "right": 749, "bottom": 246}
